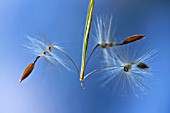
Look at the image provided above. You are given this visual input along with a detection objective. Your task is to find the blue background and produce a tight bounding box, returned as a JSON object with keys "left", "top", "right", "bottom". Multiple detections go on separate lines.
{"left": 0, "top": 0, "right": 169, "bottom": 113}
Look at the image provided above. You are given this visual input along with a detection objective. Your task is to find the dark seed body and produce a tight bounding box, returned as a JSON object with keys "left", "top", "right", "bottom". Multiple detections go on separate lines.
{"left": 124, "top": 64, "right": 131, "bottom": 72}
{"left": 124, "top": 67, "right": 129, "bottom": 72}
{"left": 137, "top": 62, "right": 149, "bottom": 69}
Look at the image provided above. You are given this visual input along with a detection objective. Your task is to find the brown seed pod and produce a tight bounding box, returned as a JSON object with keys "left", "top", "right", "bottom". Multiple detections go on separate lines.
{"left": 137, "top": 62, "right": 149, "bottom": 69}
{"left": 121, "top": 35, "right": 145, "bottom": 45}
{"left": 20, "top": 63, "right": 34, "bottom": 83}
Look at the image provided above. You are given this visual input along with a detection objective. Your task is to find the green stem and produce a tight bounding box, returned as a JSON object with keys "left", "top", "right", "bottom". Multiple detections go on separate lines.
{"left": 80, "top": 0, "right": 95, "bottom": 81}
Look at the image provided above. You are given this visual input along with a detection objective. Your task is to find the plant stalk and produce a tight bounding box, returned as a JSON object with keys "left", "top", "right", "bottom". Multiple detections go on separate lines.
{"left": 80, "top": 0, "right": 95, "bottom": 81}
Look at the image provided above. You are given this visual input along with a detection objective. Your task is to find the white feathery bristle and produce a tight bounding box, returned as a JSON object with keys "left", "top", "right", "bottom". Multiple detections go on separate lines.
{"left": 100, "top": 44, "right": 156, "bottom": 97}
{"left": 25, "top": 35, "right": 71, "bottom": 71}
{"left": 46, "top": 52, "right": 70, "bottom": 71}
{"left": 94, "top": 15, "right": 113, "bottom": 44}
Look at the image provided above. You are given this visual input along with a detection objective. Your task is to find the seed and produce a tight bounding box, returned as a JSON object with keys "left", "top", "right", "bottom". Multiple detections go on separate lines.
{"left": 121, "top": 35, "right": 145, "bottom": 45}
{"left": 20, "top": 63, "right": 34, "bottom": 83}
{"left": 137, "top": 62, "right": 149, "bottom": 69}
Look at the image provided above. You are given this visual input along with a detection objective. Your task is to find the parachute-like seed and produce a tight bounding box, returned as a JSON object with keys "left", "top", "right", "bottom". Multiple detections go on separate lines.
{"left": 20, "top": 36, "right": 74, "bottom": 83}
{"left": 92, "top": 15, "right": 146, "bottom": 68}
{"left": 25, "top": 36, "right": 70, "bottom": 70}
{"left": 99, "top": 45, "right": 156, "bottom": 97}
{"left": 94, "top": 16, "right": 145, "bottom": 47}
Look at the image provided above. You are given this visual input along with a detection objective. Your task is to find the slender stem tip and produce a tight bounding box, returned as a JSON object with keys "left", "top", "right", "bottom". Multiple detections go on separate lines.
{"left": 80, "top": 81, "right": 85, "bottom": 90}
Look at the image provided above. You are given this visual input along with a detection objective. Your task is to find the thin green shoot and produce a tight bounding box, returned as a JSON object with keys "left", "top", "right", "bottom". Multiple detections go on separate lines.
{"left": 80, "top": 0, "right": 95, "bottom": 81}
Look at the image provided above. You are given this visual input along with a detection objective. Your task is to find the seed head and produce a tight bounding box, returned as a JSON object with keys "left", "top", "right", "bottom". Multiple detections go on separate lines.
{"left": 100, "top": 44, "right": 156, "bottom": 97}
{"left": 20, "top": 35, "right": 72, "bottom": 83}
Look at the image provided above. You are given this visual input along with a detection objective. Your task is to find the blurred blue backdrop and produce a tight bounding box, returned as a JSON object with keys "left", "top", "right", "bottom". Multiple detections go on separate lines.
{"left": 0, "top": 0, "right": 170, "bottom": 113}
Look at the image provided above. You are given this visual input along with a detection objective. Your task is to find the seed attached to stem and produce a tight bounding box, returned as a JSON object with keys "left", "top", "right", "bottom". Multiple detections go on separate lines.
{"left": 121, "top": 35, "right": 145, "bottom": 45}
{"left": 98, "top": 35, "right": 145, "bottom": 48}
{"left": 20, "top": 63, "right": 34, "bottom": 83}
